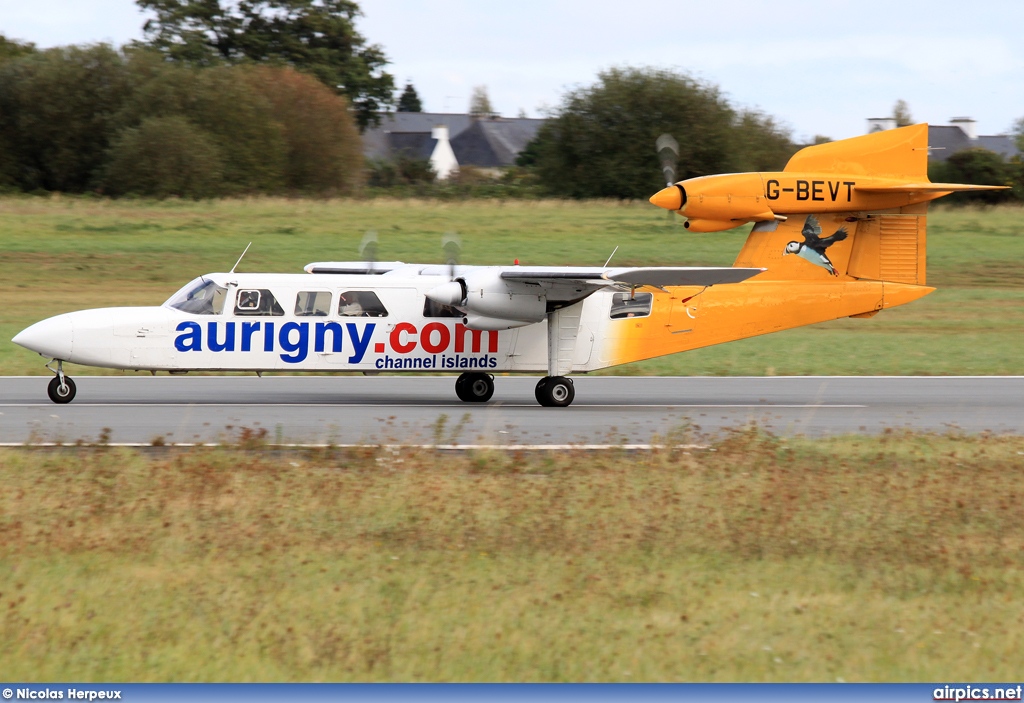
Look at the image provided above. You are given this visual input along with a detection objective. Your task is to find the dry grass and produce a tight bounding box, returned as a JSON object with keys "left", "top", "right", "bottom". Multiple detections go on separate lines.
{"left": 2, "top": 431, "right": 1023, "bottom": 680}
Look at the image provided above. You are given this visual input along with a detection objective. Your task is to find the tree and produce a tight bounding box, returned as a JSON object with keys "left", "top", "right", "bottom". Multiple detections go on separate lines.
{"left": 892, "top": 99, "right": 914, "bottom": 127}
{"left": 397, "top": 81, "right": 422, "bottom": 112}
{"left": 114, "top": 56, "right": 288, "bottom": 193}
{"left": 103, "top": 115, "right": 225, "bottom": 198}
{"left": 929, "top": 149, "right": 1012, "bottom": 205}
{"left": 244, "top": 65, "right": 363, "bottom": 193}
{"left": 0, "top": 44, "right": 135, "bottom": 191}
{"left": 469, "top": 85, "right": 494, "bottom": 117}
{"left": 526, "top": 67, "right": 791, "bottom": 199}
{"left": 0, "top": 35, "right": 36, "bottom": 63}
{"left": 1012, "top": 116, "right": 1024, "bottom": 152}
{"left": 136, "top": 0, "right": 395, "bottom": 129}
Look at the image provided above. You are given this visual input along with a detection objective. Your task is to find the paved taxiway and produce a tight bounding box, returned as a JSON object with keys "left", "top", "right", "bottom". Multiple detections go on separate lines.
{"left": 1, "top": 375, "right": 1021, "bottom": 446}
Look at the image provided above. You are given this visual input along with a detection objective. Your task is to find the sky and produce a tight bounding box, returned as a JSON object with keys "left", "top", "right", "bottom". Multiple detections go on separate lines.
{"left": 2, "top": 0, "right": 1022, "bottom": 142}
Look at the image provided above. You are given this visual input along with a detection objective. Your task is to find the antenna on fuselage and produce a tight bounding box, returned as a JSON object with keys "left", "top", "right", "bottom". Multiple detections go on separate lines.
{"left": 230, "top": 242, "right": 252, "bottom": 274}
{"left": 603, "top": 246, "right": 619, "bottom": 268}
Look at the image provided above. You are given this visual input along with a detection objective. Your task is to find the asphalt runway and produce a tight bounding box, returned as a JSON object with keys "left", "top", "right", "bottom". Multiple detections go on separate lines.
{"left": 1, "top": 375, "right": 1022, "bottom": 447}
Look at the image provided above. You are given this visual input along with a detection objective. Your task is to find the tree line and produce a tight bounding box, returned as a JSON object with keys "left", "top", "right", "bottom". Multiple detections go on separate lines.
{"left": 2, "top": 8, "right": 1021, "bottom": 202}
{"left": 0, "top": 41, "right": 363, "bottom": 197}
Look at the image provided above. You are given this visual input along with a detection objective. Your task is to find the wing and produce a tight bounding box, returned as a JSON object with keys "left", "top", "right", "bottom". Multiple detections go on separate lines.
{"left": 801, "top": 215, "right": 822, "bottom": 244}
{"left": 815, "top": 226, "right": 848, "bottom": 249}
{"left": 500, "top": 266, "right": 764, "bottom": 288}
{"left": 304, "top": 261, "right": 407, "bottom": 274}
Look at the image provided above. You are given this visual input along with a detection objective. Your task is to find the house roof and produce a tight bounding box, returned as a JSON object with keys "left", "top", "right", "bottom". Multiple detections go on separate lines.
{"left": 385, "top": 132, "right": 436, "bottom": 161}
{"left": 450, "top": 119, "right": 544, "bottom": 168}
{"left": 927, "top": 125, "right": 973, "bottom": 161}
{"left": 363, "top": 112, "right": 545, "bottom": 167}
{"left": 928, "top": 125, "right": 1019, "bottom": 162}
{"left": 976, "top": 135, "right": 1019, "bottom": 160}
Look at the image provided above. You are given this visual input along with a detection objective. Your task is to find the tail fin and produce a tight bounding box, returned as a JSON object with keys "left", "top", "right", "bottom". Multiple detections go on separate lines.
{"left": 784, "top": 123, "right": 929, "bottom": 180}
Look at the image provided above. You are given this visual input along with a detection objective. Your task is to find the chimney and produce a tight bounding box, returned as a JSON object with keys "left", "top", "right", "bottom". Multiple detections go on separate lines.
{"left": 866, "top": 117, "right": 897, "bottom": 133}
{"left": 950, "top": 117, "right": 977, "bottom": 140}
{"left": 429, "top": 124, "right": 458, "bottom": 180}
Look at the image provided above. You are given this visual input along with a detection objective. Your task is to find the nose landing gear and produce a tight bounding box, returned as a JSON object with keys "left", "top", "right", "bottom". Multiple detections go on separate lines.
{"left": 45, "top": 360, "right": 77, "bottom": 404}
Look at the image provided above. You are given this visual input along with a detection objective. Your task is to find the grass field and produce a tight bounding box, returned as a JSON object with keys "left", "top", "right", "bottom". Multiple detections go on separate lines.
{"left": 2, "top": 432, "right": 1023, "bottom": 681}
{"left": 1, "top": 196, "right": 1022, "bottom": 376}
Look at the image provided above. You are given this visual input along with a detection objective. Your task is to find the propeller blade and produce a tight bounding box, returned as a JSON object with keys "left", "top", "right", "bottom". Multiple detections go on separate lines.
{"left": 442, "top": 231, "right": 461, "bottom": 280}
{"left": 360, "top": 230, "right": 379, "bottom": 272}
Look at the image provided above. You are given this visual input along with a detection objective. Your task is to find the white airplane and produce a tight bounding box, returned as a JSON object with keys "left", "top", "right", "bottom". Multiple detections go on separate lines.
{"left": 11, "top": 259, "right": 762, "bottom": 407}
{"left": 15, "top": 126, "right": 978, "bottom": 407}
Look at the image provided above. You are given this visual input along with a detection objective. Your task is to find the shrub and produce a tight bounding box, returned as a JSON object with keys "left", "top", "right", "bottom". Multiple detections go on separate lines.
{"left": 102, "top": 115, "right": 225, "bottom": 198}
{"left": 242, "top": 66, "right": 363, "bottom": 195}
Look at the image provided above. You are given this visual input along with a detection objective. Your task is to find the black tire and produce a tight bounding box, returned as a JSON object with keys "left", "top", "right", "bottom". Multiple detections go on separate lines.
{"left": 534, "top": 377, "right": 548, "bottom": 405}
{"left": 536, "top": 375, "right": 574, "bottom": 407}
{"left": 458, "top": 372, "right": 494, "bottom": 402}
{"left": 454, "top": 374, "right": 470, "bottom": 402}
{"left": 47, "top": 375, "right": 77, "bottom": 404}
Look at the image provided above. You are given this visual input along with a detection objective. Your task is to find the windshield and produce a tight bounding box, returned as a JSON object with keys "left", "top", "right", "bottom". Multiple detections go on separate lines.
{"left": 166, "top": 277, "right": 228, "bottom": 315}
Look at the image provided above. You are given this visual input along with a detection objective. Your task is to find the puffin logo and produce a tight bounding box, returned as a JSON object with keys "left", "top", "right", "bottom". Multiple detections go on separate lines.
{"left": 783, "top": 215, "right": 848, "bottom": 276}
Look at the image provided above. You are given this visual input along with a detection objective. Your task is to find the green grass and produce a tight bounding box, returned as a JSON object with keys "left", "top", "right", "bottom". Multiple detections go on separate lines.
{"left": 2, "top": 432, "right": 1023, "bottom": 680}
{"left": 2, "top": 196, "right": 1023, "bottom": 375}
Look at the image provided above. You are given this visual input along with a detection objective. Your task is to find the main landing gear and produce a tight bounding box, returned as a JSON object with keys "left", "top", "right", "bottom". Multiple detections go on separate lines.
{"left": 535, "top": 376, "right": 574, "bottom": 407}
{"left": 46, "top": 360, "right": 77, "bottom": 404}
{"left": 455, "top": 372, "right": 494, "bottom": 402}
{"left": 453, "top": 372, "right": 576, "bottom": 407}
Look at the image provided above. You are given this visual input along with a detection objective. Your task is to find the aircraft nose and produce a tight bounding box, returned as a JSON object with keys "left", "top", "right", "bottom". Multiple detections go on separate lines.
{"left": 12, "top": 315, "right": 73, "bottom": 359}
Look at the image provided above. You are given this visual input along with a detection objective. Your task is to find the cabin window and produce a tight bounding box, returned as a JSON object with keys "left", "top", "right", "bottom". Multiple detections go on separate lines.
{"left": 295, "top": 291, "right": 332, "bottom": 316}
{"left": 609, "top": 292, "right": 653, "bottom": 319}
{"left": 423, "top": 298, "right": 462, "bottom": 318}
{"left": 338, "top": 291, "right": 388, "bottom": 317}
{"left": 167, "top": 277, "right": 228, "bottom": 315}
{"left": 234, "top": 288, "right": 285, "bottom": 316}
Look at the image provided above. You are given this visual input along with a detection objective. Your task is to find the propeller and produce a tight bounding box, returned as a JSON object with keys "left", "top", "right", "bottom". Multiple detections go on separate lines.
{"left": 656, "top": 133, "right": 680, "bottom": 222}
{"left": 427, "top": 232, "right": 466, "bottom": 308}
{"left": 359, "top": 230, "right": 378, "bottom": 272}
{"left": 442, "top": 231, "right": 461, "bottom": 279}
{"left": 656, "top": 133, "right": 679, "bottom": 186}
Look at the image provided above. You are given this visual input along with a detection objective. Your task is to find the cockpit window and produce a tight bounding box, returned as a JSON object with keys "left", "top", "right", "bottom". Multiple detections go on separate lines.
{"left": 295, "top": 291, "right": 332, "bottom": 316}
{"left": 167, "top": 277, "right": 227, "bottom": 315}
{"left": 609, "top": 292, "right": 653, "bottom": 319}
{"left": 234, "top": 288, "right": 285, "bottom": 316}
{"left": 338, "top": 291, "right": 388, "bottom": 317}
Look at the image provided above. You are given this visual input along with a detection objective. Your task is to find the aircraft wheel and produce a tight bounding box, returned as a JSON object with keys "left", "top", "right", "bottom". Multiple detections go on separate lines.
{"left": 456, "top": 372, "right": 494, "bottom": 403}
{"left": 535, "top": 376, "right": 574, "bottom": 407}
{"left": 47, "top": 375, "right": 77, "bottom": 404}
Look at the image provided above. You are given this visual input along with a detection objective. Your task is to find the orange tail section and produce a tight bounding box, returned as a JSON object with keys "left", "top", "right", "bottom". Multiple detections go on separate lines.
{"left": 783, "top": 123, "right": 929, "bottom": 180}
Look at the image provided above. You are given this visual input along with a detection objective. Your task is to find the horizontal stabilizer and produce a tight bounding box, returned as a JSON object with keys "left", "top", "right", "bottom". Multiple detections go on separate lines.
{"left": 855, "top": 182, "right": 1009, "bottom": 193}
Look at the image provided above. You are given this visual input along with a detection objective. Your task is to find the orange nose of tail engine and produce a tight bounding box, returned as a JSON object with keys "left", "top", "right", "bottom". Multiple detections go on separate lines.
{"left": 649, "top": 184, "right": 685, "bottom": 211}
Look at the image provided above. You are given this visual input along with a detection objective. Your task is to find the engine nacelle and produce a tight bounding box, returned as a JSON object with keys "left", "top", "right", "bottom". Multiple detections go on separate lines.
{"left": 461, "top": 269, "right": 546, "bottom": 329}
{"left": 678, "top": 173, "right": 775, "bottom": 222}
{"left": 682, "top": 218, "right": 741, "bottom": 233}
{"left": 650, "top": 173, "right": 775, "bottom": 228}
